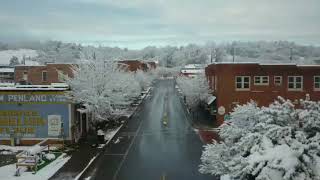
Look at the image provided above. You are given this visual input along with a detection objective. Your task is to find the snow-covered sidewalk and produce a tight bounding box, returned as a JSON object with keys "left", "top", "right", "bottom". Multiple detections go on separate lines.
{"left": 0, "top": 153, "right": 70, "bottom": 180}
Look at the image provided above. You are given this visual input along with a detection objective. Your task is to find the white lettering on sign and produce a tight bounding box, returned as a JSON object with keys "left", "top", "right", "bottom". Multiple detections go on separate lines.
{"left": 0, "top": 94, "right": 66, "bottom": 103}
{"left": 7, "top": 95, "right": 47, "bottom": 102}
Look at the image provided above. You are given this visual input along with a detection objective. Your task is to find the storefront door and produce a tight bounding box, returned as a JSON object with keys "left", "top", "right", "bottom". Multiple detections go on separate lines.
{"left": 81, "top": 113, "right": 87, "bottom": 137}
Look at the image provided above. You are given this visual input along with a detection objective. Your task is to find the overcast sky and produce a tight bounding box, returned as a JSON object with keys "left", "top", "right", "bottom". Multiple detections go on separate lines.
{"left": 1, "top": 0, "right": 320, "bottom": 49}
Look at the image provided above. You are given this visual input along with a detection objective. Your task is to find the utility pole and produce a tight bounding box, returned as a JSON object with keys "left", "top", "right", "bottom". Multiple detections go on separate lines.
{"left": 232, "top": 46, "right": 235, "bottom": 62}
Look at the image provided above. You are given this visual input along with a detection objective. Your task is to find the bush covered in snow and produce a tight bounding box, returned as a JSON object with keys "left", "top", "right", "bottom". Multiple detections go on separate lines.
{"left": 45, "top": 153, "right": 56, "bottom": 161}
{"left": 200, "top": 97, "right": 320, "bottom": 180}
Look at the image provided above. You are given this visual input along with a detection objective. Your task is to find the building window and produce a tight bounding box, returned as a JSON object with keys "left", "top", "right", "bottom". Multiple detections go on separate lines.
{"left": 236, "top": 76, "right": 250, "bottom": 90}
{"left": 22, "top": 71, "right": 28, "bottom": 81}
{"left": 214, "top": 75, "right": 218, "bottom": 91}
{"left": 211, "top": 76, "right": 215, "bottom": 90}
{"left": 254, "top": 76, "right": 269, "bottom": 85}
{"left": 274, "top": 76, "right": 282, "bottom": 86}
{"left": 314, "top": 76, "right": 320, "bottom": 91}
{"left": 42, "top": 71, "right": 48, "bottom": 82}
{"left": 288, "top": 76, "right": 303, "bottom": 91}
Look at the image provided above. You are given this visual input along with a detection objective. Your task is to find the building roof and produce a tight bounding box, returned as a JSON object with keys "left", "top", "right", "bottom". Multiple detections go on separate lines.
{"left": 180, "top": 69, "right": 204, "bottom": 74}
{"left": 0, "top": 83, "right": 69, "bottom": 91}
{"left": 184, "top": 64, "right": 205, "bottom": 69}
{"left": 0, "top": 68, "right": 14, "bottom": 73}
{"left": 208, "top": 62, "right": 320, "bottom": 67}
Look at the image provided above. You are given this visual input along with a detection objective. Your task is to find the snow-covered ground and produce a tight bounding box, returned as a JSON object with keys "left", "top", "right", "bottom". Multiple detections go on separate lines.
{"left": 0, "top": 145, "right": 35, "bottom": 153}
{"left": 0, "top": 49, "right": 39, "bottom": 65}
{"left": 0, "top": 145, "right": 59, "bottom": 153}
{"left": 0, "top": 153, "right": 70, "bottom": 180}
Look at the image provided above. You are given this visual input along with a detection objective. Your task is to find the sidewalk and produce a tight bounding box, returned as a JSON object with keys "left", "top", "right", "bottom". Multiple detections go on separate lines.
{"left": 189, "top": 105, "right": 220, "bottom": 129}
{"left": 177, "top": 92, "right": 221, "bottom": 144}
{"left": 50, "top": 87, "right": 152, "bottom": 179}
{"left": 189, "top": 106, "right": 221, "bottom": 144}
{"left": 49, "top": 134, "right": 100, "bottom": 180}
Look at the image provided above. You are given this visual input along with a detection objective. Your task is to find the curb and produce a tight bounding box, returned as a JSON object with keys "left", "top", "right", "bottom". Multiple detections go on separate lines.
{"left": 75, "top": 87, "right": 152, "bottom": 179}
{"left": 75, "top": 124, "right": 123, "bottom": 180}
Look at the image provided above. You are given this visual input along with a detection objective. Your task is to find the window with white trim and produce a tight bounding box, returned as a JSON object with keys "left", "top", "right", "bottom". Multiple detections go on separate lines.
{"left": 274, "top": 76, "right": 282, "bottom": 86}
{"left": 42, "top": 71, "right": 48, "bottom": 82}
{"left": 236, "top": 76, "right": 250, "bottom": 90}
{"left": 211, "top": 76, "right": 215, "bottom": 90}
{"left": 254, "top": 76, "right": 269, "bottom": 85}
{"left": 314, "top": 76, "right": 320, "bottom": 90}
{"left": 22, "top": 71, "right": 28, "bottom": 81}
{"left": 214, "top": 75, "right": 218, "bottom": 91}
{"left": 288, "top": 76, "right": 303, "bottom": 91}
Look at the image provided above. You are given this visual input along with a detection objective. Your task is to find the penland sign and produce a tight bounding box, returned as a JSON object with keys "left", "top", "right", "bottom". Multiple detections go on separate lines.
{"left": 0, "top": 91, "right": 68, "bottom": 104}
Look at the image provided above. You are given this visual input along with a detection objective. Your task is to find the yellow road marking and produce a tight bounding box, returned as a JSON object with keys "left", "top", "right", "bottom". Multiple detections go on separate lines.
{"left": 161, "top": 173, "right": 166, "bottom": 180}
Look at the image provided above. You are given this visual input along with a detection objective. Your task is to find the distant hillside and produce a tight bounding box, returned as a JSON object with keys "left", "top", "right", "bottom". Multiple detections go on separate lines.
{"left": 1, "top": 40, "right": 320, "bottom": 66}
{"left": 0, "top": 49, "right": 39, "bottom": 66}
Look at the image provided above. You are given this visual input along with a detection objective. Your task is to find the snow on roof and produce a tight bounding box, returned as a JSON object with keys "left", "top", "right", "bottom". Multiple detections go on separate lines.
{"left": 184, "top": 64, "right": 205, "bottom": 69}
{"left": 297, "top": 64, "right": 320, "bottom": 67}
{"left": 0, "top": 68, "right": 14, "bottom": 73}
{"left": 77, "top": 108, "right": 89, "bottom": 113}
{"left": 207, "top": 95, "right": 216, "bottom": 105}
{"left": 181, "top": 69, "right": 204, "bottom": 74}
{"left": 209, "top": 62, "right": 320, "bottom": 67}
{"left": 211, "top": 62, "right": 259, "bottom": 65}
{"left": 0, "top": 84, "right": 69, "bottom": 91}
{"left": 0, "top": 83, "right": 15, "bottom": 87}
{"left": 260, "top": 63, "right": 297, "bottom": 66}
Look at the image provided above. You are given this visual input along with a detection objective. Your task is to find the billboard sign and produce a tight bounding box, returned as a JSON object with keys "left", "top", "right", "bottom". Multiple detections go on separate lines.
{"left": 0, "top": 91, "right": 70, "bottom": 139}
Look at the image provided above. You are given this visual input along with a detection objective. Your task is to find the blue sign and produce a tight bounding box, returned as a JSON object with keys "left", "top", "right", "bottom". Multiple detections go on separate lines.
{"left": 0, "top": 91, "right": 70, "bottom": 139}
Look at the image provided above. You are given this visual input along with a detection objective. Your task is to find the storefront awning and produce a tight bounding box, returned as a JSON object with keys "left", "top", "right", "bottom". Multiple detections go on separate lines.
{"left": 77, "top": 108, "right": 88, "bottom": 114}
{"left": 206, "top": 96, "right": 216, "bottom": 105}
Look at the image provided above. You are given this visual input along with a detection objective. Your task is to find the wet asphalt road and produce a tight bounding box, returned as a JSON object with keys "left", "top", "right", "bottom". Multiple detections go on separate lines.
{"left": 82, "top": 79, "right": 216, "bottom": 180}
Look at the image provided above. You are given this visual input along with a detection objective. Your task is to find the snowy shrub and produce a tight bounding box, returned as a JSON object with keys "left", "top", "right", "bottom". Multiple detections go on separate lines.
{"left": 45, "top": 153, "right": 56, "bottom": 161}
{"left": 200, "top": 97, "right": 320, "bottom": 180}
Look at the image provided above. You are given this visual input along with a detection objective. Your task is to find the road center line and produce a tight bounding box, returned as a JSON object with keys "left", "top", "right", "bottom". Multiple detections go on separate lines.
{"left": 104, "top": 154, "right": 125, "bottom": 156}
{"left": 112, "top": 102, "right": 147, "bottom": 180}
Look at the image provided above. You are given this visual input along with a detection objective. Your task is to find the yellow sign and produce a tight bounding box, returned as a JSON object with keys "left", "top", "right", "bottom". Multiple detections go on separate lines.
{"left": 0, "top": 110, "right": 46, "bottom": 135}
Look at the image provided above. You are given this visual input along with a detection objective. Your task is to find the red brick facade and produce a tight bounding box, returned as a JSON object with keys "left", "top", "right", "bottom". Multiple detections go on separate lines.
{"left": 118, "top": 60, "right": 157, "bottom": 72}
{"left": 15, "top": 63, "right": 74, "bottom": 85}
{"left": 205, "top": 63, "right": 320, "bottom": 125}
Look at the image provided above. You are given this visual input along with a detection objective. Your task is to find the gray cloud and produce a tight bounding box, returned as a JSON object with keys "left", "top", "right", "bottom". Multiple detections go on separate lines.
{"left": 0, "top": 0, "right": 319, "bottom": 48}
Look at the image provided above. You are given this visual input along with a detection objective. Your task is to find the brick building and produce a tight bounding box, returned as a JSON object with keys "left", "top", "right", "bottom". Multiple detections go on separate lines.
{"left": 205, "top": 63, "right": 320, "bottom": 125}
{"left": 15, "top": 63, "right": 74, "bottom": 85}
{"left": 0, "top": 67, "right": 14, "bottom": 83}
{"left": 118, "top": 60, "right": 148, "bottom": 72}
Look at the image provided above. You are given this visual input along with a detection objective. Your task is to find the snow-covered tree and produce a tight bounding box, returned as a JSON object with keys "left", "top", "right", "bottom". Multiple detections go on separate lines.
{"left": 66, "top": 60, "right": 141, "bottom": 122}
{"left": 200, "top": 97, "right": 320, "bottom": 180}
{"left": 176, "top": 73, "right": 211, "bottom": 109}
{"left": 135, "top": 70, "right": 157, "bottom": 91}
{"left": 9, "top": 56, "right": 20, "bottom": 66}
